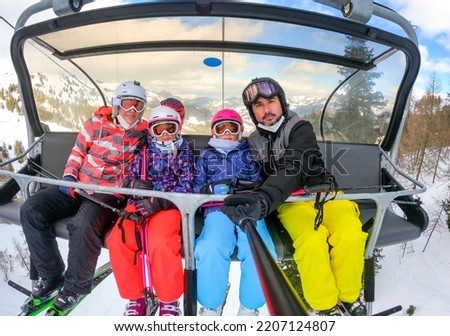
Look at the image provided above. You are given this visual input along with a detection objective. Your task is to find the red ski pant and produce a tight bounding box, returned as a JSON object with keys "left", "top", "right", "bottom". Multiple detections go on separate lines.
{"left": 107, "top": 205, "right": 183, "bottom": 302}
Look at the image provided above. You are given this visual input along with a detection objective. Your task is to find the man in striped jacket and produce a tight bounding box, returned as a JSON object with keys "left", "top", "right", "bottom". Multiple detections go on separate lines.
{"left": 20, "top": 80, "right": 148, "bottom": 313}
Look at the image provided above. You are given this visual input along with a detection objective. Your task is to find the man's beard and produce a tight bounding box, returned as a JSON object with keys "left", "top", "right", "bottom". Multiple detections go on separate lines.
{"left": 262, "top": 113, "right": 282, "bottom": 126}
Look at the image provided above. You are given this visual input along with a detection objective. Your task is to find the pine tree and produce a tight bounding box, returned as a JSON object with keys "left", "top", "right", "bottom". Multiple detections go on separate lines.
{"left": 443, "top": 185, "right": 450, "bottom": 232}
{"left": 332, "top": 36, "right": 387, "bottom": 143}
{"left": 14, "top": 140, "right": 25, "bottom": 164}
{"left": 2, "top": 142, "right": 10, "bottom": 160}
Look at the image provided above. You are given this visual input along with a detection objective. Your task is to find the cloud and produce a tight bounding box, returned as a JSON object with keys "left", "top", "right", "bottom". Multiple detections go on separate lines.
{"left": 0, "top": 1, "right": 123, "bottom": 72}
{"left": 419, "top": 45, "right": 450, "bottom": 74}
{"left": 389, "top": 0, "right": 450, "bottom": 51}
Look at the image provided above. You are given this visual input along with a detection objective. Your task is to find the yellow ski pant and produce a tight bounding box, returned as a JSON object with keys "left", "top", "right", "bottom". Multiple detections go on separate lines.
{"left": 278, "top": 199, "right": 368, "bottom": 311}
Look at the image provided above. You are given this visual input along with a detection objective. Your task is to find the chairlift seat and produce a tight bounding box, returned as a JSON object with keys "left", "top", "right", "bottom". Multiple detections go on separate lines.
{"left": 0, "top": 132, "right": 428, "bottom": 260}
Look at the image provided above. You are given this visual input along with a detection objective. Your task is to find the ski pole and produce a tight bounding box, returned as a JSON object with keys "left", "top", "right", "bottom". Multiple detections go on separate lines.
{"left": 136, "top": 149, "right": 158, "bottom": 316}
{"left": 27, "top": 159, "right": 142, "bottom": 223}
{"left": 27, "top": 158, "right": 61, "bottom": 181}
{"left": 141, "top": 222, "right": 152, "bottom": 293}
{"left": 72, "top": 188, "right": 142, "bottom": 223}
{"left": 138, "top": 219, "right": 159, "bottom": 315}
{"left": 236, "top": 206, "right": 310, "bottom": 316}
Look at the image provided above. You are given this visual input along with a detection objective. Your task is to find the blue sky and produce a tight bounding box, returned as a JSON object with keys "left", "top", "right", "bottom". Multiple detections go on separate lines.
{"left": 1, "top": 0, "right": 449, "bottom": 97}
{"left": 382, "top": 0, "right": 450, "bottom": 96}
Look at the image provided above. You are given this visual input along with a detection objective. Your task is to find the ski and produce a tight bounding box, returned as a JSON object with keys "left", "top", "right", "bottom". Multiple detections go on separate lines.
{"left": 45, "top": 261, "right": 113, "bottom": 316}
{"left": 337, "top": 302, "right": 402, "bottom": 316}
{"left": 372, "top": 305, "right": 402, "bottom": 316}
{"left": 8, "top": 280, "right": 32, "bottom": 297}
{"left": 337, "top": 301, "right": 353, "bottom": 316}
{"left": 10, "top": 261, "right": 112, "bottom": 316}
{"left": 9, "top": 280, "right": 62, "bottom": 316}
{"left": 19, "top": 291, "right": 58, "bottom": 316}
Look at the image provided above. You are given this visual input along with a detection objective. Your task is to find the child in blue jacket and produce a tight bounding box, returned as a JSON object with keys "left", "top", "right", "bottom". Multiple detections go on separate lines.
{"left": 194, "top": 109, "right": 276, "bottom": 316}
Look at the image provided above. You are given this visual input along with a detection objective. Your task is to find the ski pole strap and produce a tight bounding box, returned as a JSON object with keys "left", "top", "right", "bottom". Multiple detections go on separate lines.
{"left": 117, "top": 215, "right": 128, "bottom": 245}
{"left": 313, "top": 192, "right": 327, "bottom": 230}
{"left": 311, "top": 179, "right": 338, "bottom": 230}
{"left": 133, "top": 224, "right": 143, "bottom": 266}
{"left": 116, "top": 210, "right": 144, "bottom": 239}
{"left": 116, "top": 211, "right": 144, "bottom": 266}
{"left": 118, "top": 209, "right": 144, "bottom": 225}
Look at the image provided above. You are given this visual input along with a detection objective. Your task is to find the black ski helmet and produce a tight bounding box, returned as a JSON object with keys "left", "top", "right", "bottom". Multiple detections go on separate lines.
{"left": 242, "top": 77, "right": 289, "bottom": 125}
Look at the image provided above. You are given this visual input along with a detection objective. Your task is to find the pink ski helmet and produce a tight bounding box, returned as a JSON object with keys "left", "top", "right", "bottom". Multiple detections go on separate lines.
{"left": 210, "top": 109, "right": 244, "bottom": 139}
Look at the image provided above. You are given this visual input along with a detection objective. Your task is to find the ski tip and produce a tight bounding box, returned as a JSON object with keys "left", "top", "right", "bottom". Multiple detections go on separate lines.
{"left": 372, "top": 305, "right": 403, "bottom": 316}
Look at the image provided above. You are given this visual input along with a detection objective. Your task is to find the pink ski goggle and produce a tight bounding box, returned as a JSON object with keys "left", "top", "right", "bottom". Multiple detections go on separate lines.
{"left": 213, "top": 121, "right": 241, "bottom": 136}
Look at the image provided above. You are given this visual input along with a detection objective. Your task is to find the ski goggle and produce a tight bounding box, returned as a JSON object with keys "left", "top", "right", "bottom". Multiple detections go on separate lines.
{"left": 113, "top": 97, "right": 146, "bottom": 113}
{"left": 150, "top": 121, "right": 180, "bottom": 136}
{"left": 213, "top": 121, "right": 241, "bottom": 136}
{"left": 242, "top": 80, "right": 279, "bottom": 105}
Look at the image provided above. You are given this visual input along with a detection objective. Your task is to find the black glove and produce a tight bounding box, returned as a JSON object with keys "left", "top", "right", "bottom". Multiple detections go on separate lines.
{"left": 122, "top": 178, "right": 154, "bottom": 190}
{"left": 135, "top": 197, "right": 175, "bottom": 218}
{"left": 232, "top": 179, "right": 262, "bottom": 193}
{"left": 220, "top": 192, "right": 268, "bottom": 228}
{"left": 59, "top": 175, "right": 77, "bottom": 198}
{"left": 122, "top": 179, "right": 154, "bottom": 200}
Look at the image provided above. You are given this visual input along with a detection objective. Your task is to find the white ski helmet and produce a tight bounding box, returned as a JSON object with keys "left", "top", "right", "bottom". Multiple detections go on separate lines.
{"left": 112, "top": 80, "right": 147, "bottom": 116}
{"left": 148, "top": 105, "right": 181, "bottom": 126}
{"left": 148, "top": 105, "right": 182, "bottom": 137}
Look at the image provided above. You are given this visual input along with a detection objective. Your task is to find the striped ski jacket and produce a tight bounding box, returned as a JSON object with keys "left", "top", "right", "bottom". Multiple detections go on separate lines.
{"left": 63, "top": 106, "right": 148, "bottom": 187}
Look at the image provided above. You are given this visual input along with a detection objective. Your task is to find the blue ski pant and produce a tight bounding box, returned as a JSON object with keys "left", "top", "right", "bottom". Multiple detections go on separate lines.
{"left": 194, "top": 211, "right": 276, "bottom": 310}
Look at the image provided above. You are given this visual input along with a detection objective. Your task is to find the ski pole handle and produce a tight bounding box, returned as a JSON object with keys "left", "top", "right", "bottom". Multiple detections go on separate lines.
{"left": 118, "top": 210, "right": 144, "bottom": 225}
{"left": 236, "top": 205, "right": 256, "bottom": 231}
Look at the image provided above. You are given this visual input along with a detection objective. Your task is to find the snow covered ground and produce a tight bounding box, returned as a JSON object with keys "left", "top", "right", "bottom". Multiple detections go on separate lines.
{"left": 0, "top": 223, "right": 269, "bottom": 317}
{"left": 2, "top": 217, "right": 450, "bottom": 317}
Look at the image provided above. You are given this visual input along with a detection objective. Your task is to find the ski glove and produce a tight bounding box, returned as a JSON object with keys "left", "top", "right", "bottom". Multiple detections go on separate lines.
{"left": 221, "top": 192, "right": 269, "bottom": 229}
{"left": 122, "top": 178, "right": 154, "bottom": 190}
{"left": 59, "top": 175, "right": 77, "bottom": 198}
{"left": 135, "top": 197, "right": 175, "bottom": 218}
{"left": 122, "top": 178, "right": 154, "bottom": 200}
{"left": 211, "top": 184, "right": 232, "bottom": 195}
{"left": 200, "top": 179, "right": 233, "bottom": 195}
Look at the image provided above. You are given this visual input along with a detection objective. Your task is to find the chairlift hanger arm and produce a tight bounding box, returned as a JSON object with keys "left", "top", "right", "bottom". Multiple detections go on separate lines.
{"left": 16, "top": 0, "right": 96, "bottom": 29}
{"left": 315, "top": 0, "right": 418, "bottom": 43}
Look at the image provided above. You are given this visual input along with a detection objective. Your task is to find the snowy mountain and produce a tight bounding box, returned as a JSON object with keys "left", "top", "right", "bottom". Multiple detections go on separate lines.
{"left": 0, "top": 72, "right": 326, "bottom": 137}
